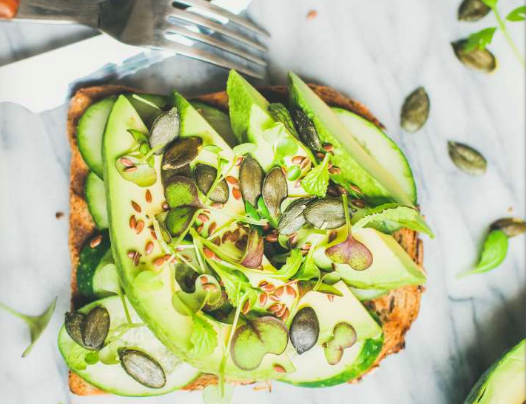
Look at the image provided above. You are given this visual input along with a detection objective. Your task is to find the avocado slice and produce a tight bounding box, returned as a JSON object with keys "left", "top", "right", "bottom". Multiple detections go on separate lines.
{"left": 58, "top": 296, "right": 200, "bottom": 396}
{"left": 289, "top": 72, "right": 414, "bottom": 206}
{"left": 282, "top": 281, "right": 383, "bottom": 387}
{"left": 313, "top": 228, "right": 426, "bottom": 290}
{"left": 465, "top": 339, "right": 525, "bottom": 404}
{"left": 332, "top": 107, "right": 417, "bottom": 205}
{"left": 103, "top": 95, "right": 293, "bottom": 380}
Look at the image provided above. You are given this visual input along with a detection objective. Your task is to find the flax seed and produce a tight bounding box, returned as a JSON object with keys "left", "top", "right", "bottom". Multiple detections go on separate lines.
{"left": 135, "top": 220, "right": 145, "bottom": 235}
{"left": 153, "top": 256, "right": 166, "bottom": 267}
{"left": 328, "top": 167, "right": 341, "bottom": 175}
{"left": 90, "top": 234, "right": 102, "bottom": 248}
{"left": 269, "top": 303, "right": 281, "bottom": 313}
{"left": 124, "top": 166, "right": 138, "bottom": 173}
{"left": 269, "top": 294, "right": 281, "bottom": 302}
{"left": 265, "top": 233, "right": 278, "bottom": 242}
{"left": 225, "top": 176, "right": 239, "bottom": 186}
{"left": 259, "top": 292, "right": 268, "bottom": 306}
{"left": 276, "top": 304, "right": 287, "bottom": 318}
{"left": 212, "top": 237, "right": 221, "bottom": 246}
{"left": 145, "top": 190, "right": 152, "bottom": 203}
{"left": 328, "top": 230, "right": 338, "bottom": 243}
{"left": 222, "top": 231, "right": 231, "bottom": 243}
{"left": 316, "top": 152, "right": 325, "bottom": 160}
{"left": 260, "top": 282, "right": 275, "bottom": 293}
{"left": 232, "top": 187, "right": 242, "bottom": 200}
{"left": 285, "top": 285, "right": 297, "bottom": 298}
{"left": 133, "top": 252, "right": 140, "bottom": 267}
{"left": 145, "top": 241, "right": 154, "bottom": 256}
{"left": 230, "top": 229, "right": 240, "bottom": 243}
{"left": 349, "top": 184, "right": 362, "bottom": 194}
{"left": 235, "top": 157, "right": 244, "bottom": 166}
{"left": 242, "top": 300, "right": 251, "bottom": 314}
{"left": 300, "top": 158, "right": 311, "bottom": 170}
{"left": 120, "top": 157, "right": 134, "bottom": 167}
{"left": 203, "top": 283, "right": 218, "bottom": 293}
{"left": 292, "top": 156, "right": 305, "bottom": 165}
{"left": 151, "top": 230, "right": 157, "bottom": 240}
{"left": 351, "top": 199, "right": 366, "bottom": 208}
{"left": 274, "top": 286, "right": 285, "bottom": 297}
{"left": 322, "top": 143, "right": 334, "bottom": 152}
{"left": 280, "top": 307, "right": 290, "bottom": 322}
{"left": 203, "top": 247, "right": 216, "bottom": 260}
{"left": 211, "top": 202, "right": 224, "bottom": 209}
{"left": 327, "top": 294, "right": 335, "bottom": 302}
{"left": 336, "top": 185, "right": 348, "bottom": 195}
{"left": 208, "top": 222, "right": 217, "bottom": 235}
{"left": 131, "top": 201, "right": 141, "bottom": 213}
{"left": 198, "top": 213, "right": 209, "bottom": 223}
{"left": 162, "top": 202, "right": 169, "bottom": 211}
{"left": 127, "top": 251, "right": 137, "bottom": 259}
{"left": 129, "top": 216, "right": 137, "bottom": 230}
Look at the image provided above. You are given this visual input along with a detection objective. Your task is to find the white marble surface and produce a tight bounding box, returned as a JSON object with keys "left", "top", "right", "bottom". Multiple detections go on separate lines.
{"left": 1, "top": 0, "right": 525, "bottom": 403}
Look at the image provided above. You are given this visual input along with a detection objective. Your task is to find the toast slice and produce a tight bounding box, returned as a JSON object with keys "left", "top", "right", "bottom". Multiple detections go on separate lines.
{"left": 67, "top": 84, "right": 424, "bottom": 395}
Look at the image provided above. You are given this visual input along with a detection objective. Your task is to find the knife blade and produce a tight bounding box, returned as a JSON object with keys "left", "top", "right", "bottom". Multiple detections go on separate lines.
{"left": 0, "top": 0, "right": 254, "bottom": 113}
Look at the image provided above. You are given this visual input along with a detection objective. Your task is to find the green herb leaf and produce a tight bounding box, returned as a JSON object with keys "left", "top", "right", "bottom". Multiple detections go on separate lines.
{"left": 507, "top": 5, "right": 526, "bottom": 21}
{"left": 133, "top": 271, "right": 164, "bottom": 291}
{"left": 274, "top": 249, "right": 303, "bottom": 280}
{"left": 459, "top": 230, "right": 508, "bottom": 278}
{"left": 245, "top": 201, "right": 261, "bottom": 221}
{"left": 480, "top": 0, "right": 497, "bottom": 7}
{"left": 202, "top": 145, "right": 223, "bottom": 154}
{"left": 352, "top": 203, "right": 435, "bottom": 238}
{"left": 232, "top": 143, "right": 257, "bottom": 156}
{"left": 0, "top": 297, "right": 57, "bottom": 357}
{"left": 464, "top": 27, "right": 497, "bottom": 51}
{"left": 293, "top": 249, "right": 321, "bottom": 281}
{"left": 301, "top": 153, "right": 330, "bottom": 197}
{"left": 190, "top": 315, "right": 218, "bottom": 358}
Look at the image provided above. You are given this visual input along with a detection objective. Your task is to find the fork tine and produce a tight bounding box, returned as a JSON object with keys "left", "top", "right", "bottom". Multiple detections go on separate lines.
{"left": 177, "top": 0, "right": 270, "bottom": 37}
{"left": 149, "top": 36, "right": 264, "bottom": 79}
{"left": 168, "top": 9, "right": 267, "bottom": 53}
{"left": 163, "top": 24, "right": 267, "bottom": 67}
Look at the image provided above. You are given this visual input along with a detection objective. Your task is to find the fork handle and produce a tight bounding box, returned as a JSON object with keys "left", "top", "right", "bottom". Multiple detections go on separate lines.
{"left": 0, "top": 0, "right": 19, "bottom": 18}
{"left": 0, "top": 0, "right": 97, "bottom": 25}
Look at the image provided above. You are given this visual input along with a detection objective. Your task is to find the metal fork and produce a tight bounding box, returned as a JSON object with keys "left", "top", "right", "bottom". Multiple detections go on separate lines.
{"left": 0, "top": 0, "right": 268, "bottom": 79}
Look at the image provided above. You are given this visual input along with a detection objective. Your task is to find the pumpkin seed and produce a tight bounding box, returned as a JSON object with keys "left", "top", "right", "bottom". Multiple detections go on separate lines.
{"left": 149, "top": 107, "right": 180, "bottom": 154}
{"left": 401, "top": 87, "right": 430, "bottom": 133}
{"left": 162, "top": 136, "right": 202, "bottom": 170}
{"left": 119, "top": 349, "right": 166, "bottom": 389}
{"left": 292, "top": 109, "right": 322, "bottom": 152}
{"left": 290, "top": 307, "right": 320, "bottom": 355}
{"left": 195, "top": 164, "right": 229, "bottom": 204}
{"left": 239, "top": 155, "right": 264, "bottom": 207}
{"left": 165, "top": 176, "right": 200, "bottom": 208}
{"left": 165, "top": 206, "right": 198, "bottom": 237}
{"left": 262, "top": 167, "right": 288, "bottom": 217}
{"left": 490, "top": 218, "right": 526, "bottom": 238}
{"left": 447, "top": 141, "right": 487, "bottom": 175}
{"left": 304, "top": 198, "right": 346, "bottom": 229}
{"left": 278, "top": 197, "right": 315, "bottom": 235}
{"left": 452, "top": 40, "right": 497, "bottom": 73}
{"left": 161, "top": 164, "right": 192, "bottom": 187}
{"left": 458, "top": 0, "right": 491, "bottom": 21}
{"left": 65, "top": 312, "right": 85, "bottom": 347}
{"left": 81, "top": 306, "right": 110, "bottom": 351}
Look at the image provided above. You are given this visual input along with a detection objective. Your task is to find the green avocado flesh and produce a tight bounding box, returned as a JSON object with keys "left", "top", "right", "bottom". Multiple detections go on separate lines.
{"left": 465, "top": 339, "right": 525, "bottom": 404}
{"left": 289, "top": 72, "right": 414, "bottom": 207}
{"left": 64, "top": 70, "right": 430, "bottom": 391}
{"left": 58, "top": 296, "right": 199, "bottom": 396}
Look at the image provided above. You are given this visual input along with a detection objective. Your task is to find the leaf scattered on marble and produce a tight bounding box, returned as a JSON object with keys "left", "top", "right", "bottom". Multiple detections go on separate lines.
{"left": 459, "top": 229, "right": 508, "bottom": 278}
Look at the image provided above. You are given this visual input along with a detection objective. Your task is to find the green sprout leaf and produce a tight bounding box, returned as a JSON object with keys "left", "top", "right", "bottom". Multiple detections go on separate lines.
{"left": 352, "top": 203, "right": 435, "bottom": 238}
{"left": 293, "top": 248, "right": 321, "bottom": 282}
{"left": 0, "top": 297, "right": 57, "bottom": 357}
{"left": 190, "top": 315, "right": 218, "bottom": 358}
{"left": 480, "top": 0, "right": 497, "bottom": 7}
{"left": 464, "top": 27, "right": 497, "bottom": 51}
{"left": 274, "top": 249, "right": 303, "bottom": 280}
{"left": 232, "top": 143, "right": 257, "bottom": 156}
{"left": 507, "top": 5, "right": 526, "bottom": 21}
{"left": 301, "top": 153, "right": 330, "bottom": 197}
{"left": 459, "top": 230, "right": 509, "bottom": 278}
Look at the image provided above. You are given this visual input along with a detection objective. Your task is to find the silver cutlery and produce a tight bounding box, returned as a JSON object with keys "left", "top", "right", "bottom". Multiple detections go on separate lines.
{"left": 0, "top": 0, "right": 268, "bottom": 79}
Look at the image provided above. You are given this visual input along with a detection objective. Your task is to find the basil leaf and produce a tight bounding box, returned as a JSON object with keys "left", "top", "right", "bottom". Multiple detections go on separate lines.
{"left": 301, "top": 153, "right": 330, "bottom": 197}
{"left": 232, "top": 143, "right": 257, "bottom": 156}
{"left": 352, "top": 203, "right": 434, "bottom": 238}
{"left": 463, "top": 27, "right": 497, "bottom": 51}
{"left": 190, "top": 315, "right": 218, "bottom": 358}
{"left": 507, "top": 5, "right": 526, "bottom": 21}
{"left": 0, "top": 297, "right": 57, "bottom": 357}
{"left": 459, "top": 230, "right": 508, "bottom": 278}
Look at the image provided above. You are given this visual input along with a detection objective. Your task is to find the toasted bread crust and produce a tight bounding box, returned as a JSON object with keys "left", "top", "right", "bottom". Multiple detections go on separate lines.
{"left": 67, "top": 84, "right": 424, "bottom": 395}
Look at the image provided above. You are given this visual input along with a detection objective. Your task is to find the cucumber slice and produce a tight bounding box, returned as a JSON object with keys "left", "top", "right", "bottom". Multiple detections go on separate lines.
{"left": 349, "top": 287, "right": 389, "bottom": 301}
{"left": 58, "top": 296, "right": 200, "bottom": 396}
{"left": 85, "top": 171, "right": 109, "bottom": 229}
{"left": 191, "top": 101, "right": 237, "bottom": 147}
{"left": 78, "top": 94, "right": 168, "bottom": 178}
{"left": 78, "top": 97, "right": 117, "bottom": 178}
{"left": 76, "top": 232, "right": 111, "bottom": 301}
{"left": 92, "top": 249, "right": 120, "bottom": 298}
{"left": 332, "top": 108, "right": 417, "bottom": 204}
